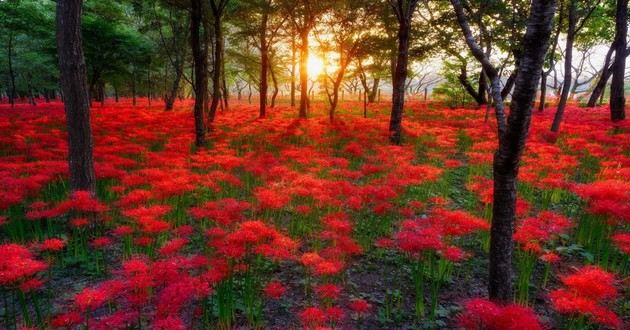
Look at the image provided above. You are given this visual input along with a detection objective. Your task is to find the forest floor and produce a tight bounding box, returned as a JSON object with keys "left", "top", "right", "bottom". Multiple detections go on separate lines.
{"left": 0, "top": 99, "right": 628, "bottom": 329}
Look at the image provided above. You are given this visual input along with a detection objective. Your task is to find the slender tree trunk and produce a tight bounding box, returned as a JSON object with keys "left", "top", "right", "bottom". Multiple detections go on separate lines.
{"left": 190, "top": 0, "right": 206, "bottom": 147}
{"left": 56, "top": 0, "right": 96, "bottom": 193}
{"left": 538, "top": 70, "right": 547, "bottom": 110}
{"left": 208, "top": 12, "right": 223, "bottom": 123}
{"left": 610, "top": 0, "right": 627, "bottom": 121}
{"left": 165, "top": 57, "right": 184, "bottom": 111}
{"left": 259, "top": 14, "right": 269, "bottom": 118}
{"left": 270, "top": 60, "right": 279, "bottom": 108}
{"left": 299, "top": 30, "right": 309, "bottom": 118}
{"left": 131, "top": 72, "right": 137, "bottom": 106}
{"left": 7, "top": 33, "right": 16, "bottom": 108}
{"left": 290, "top": 31, "right": 296, "bottom": 107}
{"left": 551, "top": 0, "right": 576, "bottom": 133}
{"left": 586, "top": 46, "right": 614, "bottom": 107}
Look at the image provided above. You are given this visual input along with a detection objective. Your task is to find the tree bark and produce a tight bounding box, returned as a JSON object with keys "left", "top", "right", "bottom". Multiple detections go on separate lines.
{"left": 56, "top": 0, "right": 96, "bottom": 193}
{"left": 451, "top": 0, "right": 556, "bottom": 303}
{"left": 259, "top": 12, "right": 269, "bottom": 118}
{"left": 190, "top": 0, "right": 206, "bottom": 147}
{"left": 551, "top": 0, "right": 576, "bottom": 133}
{"left": 270, "top": 59, "right": 279, "bottom": 108}
{"left": 209, "top": 0, "right": 228, "bottom": 123}
{"left": 7, "top": 33, "right": 16, "bottom": 108}
{"left": 368, "top": 78, "right": 380, "bottom": 103}
{"left": 165, "top": 56, "right": 184, "bottom": 111}
{"left": 290, "top": 31, "right": 296, "bottom": 107}
{"left": 299, "top": 30, "right": 309, "bottom": 118}
{"left": 389, "top": 0, "right": 419, "bottom": 145}
{"left": 586, "top": 44, "right": 615, "bottom": 107}
{"left": 610, "top": 0, "right": 627, "bottom": 121}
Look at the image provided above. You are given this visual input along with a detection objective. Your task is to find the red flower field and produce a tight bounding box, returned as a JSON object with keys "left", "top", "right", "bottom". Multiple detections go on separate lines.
{"left": 0, "top": 99, "right": 628, "bottom": 329}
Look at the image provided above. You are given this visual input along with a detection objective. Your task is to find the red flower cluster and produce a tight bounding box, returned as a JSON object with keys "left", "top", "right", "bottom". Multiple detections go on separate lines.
{"left": 457, "top": 298, "right": 542, "bottom": 330}
{"left": 549, "top": 266, "right": 620, "bottom": 328}
{"left": 514, "top": 211, "right": 573, "bottom": 254}
{"left": 0, "top": 243, "right": 47, "bottom": 287}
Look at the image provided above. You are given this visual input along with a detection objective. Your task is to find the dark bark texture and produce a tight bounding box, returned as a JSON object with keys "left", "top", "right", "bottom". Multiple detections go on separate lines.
{"left": 56, "top": 0, "right": 96, "bottom": 193}
{"left": 551, "top": 0, "right": 575, "bottom": 132}
{"left": 610, "top": 0, "right": 627, "bottom": 121}
{"left": 388, "top": 0, "right": 419, "bottom": 145}
{"left": 190, "top": 0, "right": 206, "bottom": 147}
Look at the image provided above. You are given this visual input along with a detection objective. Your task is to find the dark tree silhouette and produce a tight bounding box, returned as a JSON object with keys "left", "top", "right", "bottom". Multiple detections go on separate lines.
{"left": 190, "top": 0, "right": 206, "bottom": 147}
{"left": 388, "top": 0, "right": 419, "bottom": 145}
{"left": 452, "top": 0, "right": 557, "bottom": 302}
{"left": 56, "top": 0, "right": 96, "bottom": 193}
{"left": 610, "top": 0, "right": 627, "bottom": 121}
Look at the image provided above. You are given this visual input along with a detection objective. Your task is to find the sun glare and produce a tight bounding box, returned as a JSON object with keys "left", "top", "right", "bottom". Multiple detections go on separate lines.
{"left": 307, "top": 55, "right": 325, "bottom": 77}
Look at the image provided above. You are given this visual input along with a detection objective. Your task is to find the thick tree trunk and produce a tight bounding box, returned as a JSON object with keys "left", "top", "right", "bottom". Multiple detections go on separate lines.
{"left": 610, "top": 0, "right": 627, "bottom": 121}
{"left": 368, "top": 78, "right": 380, "bottom": 103}
{"left": 451, "top": 0, "right": 556, "bottom": 303}
{"left": 551, "top": 0, "right": 575, "bottom": 133}
{"left": 299, "top": 30, "right": 309, "bottom": 118}
{"left": 389, "top": 0, "right": 418, "bottom": 145}
{"left": 489, "top": 0, "right": 556, "bottom": 303}
{"left": 478, "top": 70, "right": 488, "bottom": 104}
{"left": 190, "top": 0, "right": 206, "bottom": 147}
{"left": 56, "top": 0, "right": 96, "bottom": 193}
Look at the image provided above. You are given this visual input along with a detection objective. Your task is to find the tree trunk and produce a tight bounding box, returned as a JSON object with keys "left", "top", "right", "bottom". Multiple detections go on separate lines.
{"left": 458, "top": 65, "right": 486, "bottom": 105}
{"left": 368, "top": 78, "right": 379, "bottom": 103}
{"left": 290, "top": 31, "right": 296, "bottom": 107}
{"left": 190, "top": 0, "right": 206, "bottom": 147}
{"left": 538, "top": 70, "right": 547, "bottom": 111}
{"left": 7, "top": 33, "right": 16, "bottom": 108}
{"left": 270, "top": 60, "right": 279, "bottom": 108}
{"left": 259, "top": 14, "right": 269, "bottom": 118}
{"left": 208, "top": 10, "right": 223, "bottom": 123}
{"left": 551, "top": 0, "right": 575, "bottom": 133}
{"left": 56, "top": 0, "right": 96, "bottom": 193}
{"left": 389, "top": 1, "right": 418, "bottom": 145}
{"left": 299, "top": 30, "right": 309, "bottom": 118}
{"left": 451, "top": 0, "right": 556, "bottom": 303}
{"left": 489, "top": 0, "right": 556, "bottom": 303}
{"left": 610, "top": 0, "right": 627, "bottom": 121}
{"left": 165, "top": 57, "right": 184, "bottom": 111}
{"left": 586, "top": 46, "right": 614, "bottom": 107}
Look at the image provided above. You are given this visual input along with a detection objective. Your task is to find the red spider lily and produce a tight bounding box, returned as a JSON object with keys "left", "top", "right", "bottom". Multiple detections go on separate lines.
{"left": 158, "top": 238, "right": 188, "bottom": 256}
{"left": 189, "top": 198, "right": 251, "bottom": 225}
{"left": 74, "top": 287, "right": 112, "bottom": 312}
{"left": 51, "top": 311, "right": 82, "bottom": 329}
{"left": 254, "top": 187, "right": 291, "bottom": 210}
{"left": 151, "top": 315, "right": 187, "bottom": 330}
{"left": 348, "top": 299, "right": 371, "bottom": 314}
{"left": 315, "top": 283, "right": 342, "bottom": 300}
{"left": 299, "top": 307, "right": 326, "bottom": 328}
{"left": 91, "top": 236, "right": 113, "bottom": 249}
{"left": 457, "top": 298, "right": 542, "bottom": 330}
{"left": 612, "top": 232, "right": 630, "bottom": 254}
{"left": 0, "top": 243, "right": 48, "bottom": 286}
{"left": 263, "top": 281, "right": 286, "bottom": 299}
{"left": 514, "top": 211, "right": 573, "bottom": 254}
{"left": 39, "top": 238, "right": 66, "bottom": 252}
{"left": 549, "top": 266, "right": 620, "bottom": 328}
